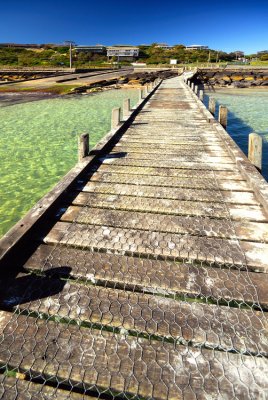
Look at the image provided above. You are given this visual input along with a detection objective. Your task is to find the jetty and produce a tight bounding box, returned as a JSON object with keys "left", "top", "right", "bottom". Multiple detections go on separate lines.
{"left": 0, "top": 76, "right": 268, "bottom": 399}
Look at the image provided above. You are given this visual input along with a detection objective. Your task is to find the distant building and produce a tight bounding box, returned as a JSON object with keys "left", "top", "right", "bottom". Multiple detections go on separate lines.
{"left": 257, "top": 50, "right": 268, "bottom": 55}
{"left": 107, "top": 45, "right": 139, "bottom": 61}
{"left": 155, "top": 43, "right": 174, "bottom": 50}
{"left": 185, "top": 45, "right": 209, "bottom": 51}
{"left": 74, "top": 45, "right": 106, "bottom": 54}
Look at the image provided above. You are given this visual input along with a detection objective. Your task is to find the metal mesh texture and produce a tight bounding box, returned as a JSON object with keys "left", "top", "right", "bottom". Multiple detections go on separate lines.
{"left": 0, "top": 77, "right": 267, "bottom": 400}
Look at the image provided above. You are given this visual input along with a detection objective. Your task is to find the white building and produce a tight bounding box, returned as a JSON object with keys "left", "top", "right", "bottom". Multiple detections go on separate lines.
{"left": 74, "top": 45, "right": 106, "bottom": 54}
{"left": 107, "top": 46, "right": 139, "bottom": 60}
{"left": 185, "top": 45, "right": 209, "bottom": 51}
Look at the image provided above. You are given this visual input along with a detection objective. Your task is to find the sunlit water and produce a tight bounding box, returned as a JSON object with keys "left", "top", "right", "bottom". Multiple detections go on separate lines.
{"left": 0, "top": 89, "right": 138, "bottom": 237}
{"left": 204, "top": 89, "right": 268, "bottom": 179}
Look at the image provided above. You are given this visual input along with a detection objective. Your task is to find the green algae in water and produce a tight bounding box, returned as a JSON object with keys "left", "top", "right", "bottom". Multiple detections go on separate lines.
{"left": 0, "top": 89, "right": 138, "bottom": 237}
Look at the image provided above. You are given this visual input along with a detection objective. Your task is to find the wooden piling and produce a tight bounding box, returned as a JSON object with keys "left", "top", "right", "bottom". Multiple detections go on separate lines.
{"left": 248, "top": 133, "right": 262, "bottom": 171}
{"left": 208, "top": 97, "right": 216, "bottom": 115}
{"left": 78, "top": 133, "right": 89, "bottom": 163}
{"left": 123, "top": 98, "right": 131, "bottom": 118}
{"left": 218, "top": 105, "right": 228, "bottom": 128}
{"left": 194, "top": 86, "right": 198, "bottom": 95}
{"left": 111, "top": 107, "right": 121, "bottom": 129}
{"left": 199, "top": 90, "right": 204, "bottom": 101}
{"left": 191, "top": 82, "right": 194, "bottom": 90}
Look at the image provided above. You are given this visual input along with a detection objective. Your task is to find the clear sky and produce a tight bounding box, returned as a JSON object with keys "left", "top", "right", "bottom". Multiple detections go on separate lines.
{"left": 0, "top": 0, "right": 267, "bottom": 54}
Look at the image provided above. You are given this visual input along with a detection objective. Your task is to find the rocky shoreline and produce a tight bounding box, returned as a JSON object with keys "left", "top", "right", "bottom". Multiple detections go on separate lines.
{"left": 192, "top": 69, "right": 268, "bottom": 88}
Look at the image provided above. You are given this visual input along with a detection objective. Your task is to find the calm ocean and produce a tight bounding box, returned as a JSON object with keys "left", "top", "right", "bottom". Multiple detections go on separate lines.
{"left": 204, "top": 89, "right": 268, "bottom": 179}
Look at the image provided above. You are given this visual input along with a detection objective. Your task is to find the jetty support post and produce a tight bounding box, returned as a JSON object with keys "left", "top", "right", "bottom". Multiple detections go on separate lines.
{"left": 248, "top": 133, "right": 263, "bottom": 172}
{"left": 191, "top": 82, "right": 195, "bottom": 90}
{"left": 194, "top": 85, "right": 198, "bottom": 95}
{"left": 123, "top": 98, "right": 131, "bottom": 118}
{"left": 199, "top": 89, "right": 204, "bottom": 101}
{"left": 111, "top": 107, "right": 121, "bottom": 129}
{"left": 139, "top": 88, "right": 143, "bottom": 101}
{"left": 78, "top": 133, "right": 89, "bottom": 163}
{"left": 208, "top": 97, "right": 216, "bottom": 116}
{"left": 218, "top": 105, "right": 228, "bottom": 128}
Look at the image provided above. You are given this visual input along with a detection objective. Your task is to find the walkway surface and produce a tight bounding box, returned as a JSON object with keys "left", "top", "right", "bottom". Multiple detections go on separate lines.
{"left": 0, "top": 77, "right": 268, "bottom": 399}
{"left": 0, "top": 68, "right": 132, "bottom": 90}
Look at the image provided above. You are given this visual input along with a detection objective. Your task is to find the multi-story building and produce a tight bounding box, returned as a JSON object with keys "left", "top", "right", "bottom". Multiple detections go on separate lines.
{"left": 107, "top": 45, "right": 139, "bottom": 61}
{"left": 185, "top": 45, "right": 209, "bottom": 51}
{"left": 74, "top": 45, "right": 106, "bottom": 54}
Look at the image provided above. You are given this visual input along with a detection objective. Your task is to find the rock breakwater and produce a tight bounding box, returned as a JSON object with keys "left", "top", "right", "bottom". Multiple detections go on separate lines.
{"left": 192, "top": 69, "right": 268, "bottom": 88}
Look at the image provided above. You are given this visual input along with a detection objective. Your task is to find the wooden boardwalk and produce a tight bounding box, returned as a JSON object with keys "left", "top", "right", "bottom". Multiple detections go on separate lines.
{"left": 0, "top": 76, "right": 268, "bottom": 399}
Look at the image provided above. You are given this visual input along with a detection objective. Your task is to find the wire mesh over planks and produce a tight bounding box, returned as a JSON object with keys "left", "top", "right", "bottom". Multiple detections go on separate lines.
{"left": 0, "top": 77, "right": 268, "bottom": 399}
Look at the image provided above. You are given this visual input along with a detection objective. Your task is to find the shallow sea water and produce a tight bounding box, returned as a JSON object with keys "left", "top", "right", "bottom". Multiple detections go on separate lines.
{"left": 204, "top": 89, "right": 268, "bottom": 179}
{"left": 0, "top": 89, "right": 138, "bottom": 237}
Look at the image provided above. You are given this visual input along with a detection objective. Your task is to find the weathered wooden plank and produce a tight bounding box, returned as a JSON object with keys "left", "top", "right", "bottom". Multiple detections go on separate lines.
{"left": 45, "top": 221, "right": 268, "bottom": 269}
{"left": 0, "top": 375, "right": 86, "bottom": 399}
{"left": 24, "top": 244, "right": 268, "bottom": 307}
{"left": 115, "top": 141, "right": 227, "bottom": 151}
{"left": 60, "top": 206, "right": 268, "bottom": 243}
{"left": 90, "top": 164, "right": 243, "bottom": 180}
{"left": 119, "top": 137, "right": 222, "bottom": 145}
{"left": 0, "top": 312, "right": 267, "bottom": 399}
{"left": 122, "top": 132, "right": 221, "bottom": 139}
{"left": 1, "top": 278, "right": 267, "bottom": 356}
{"left": 111, "top": 145, "right": 229, "bottom": 156}
{"left": 100, "top": 157, "right": 240, "bottom": 171}
{"left": 101, "top": 152, "right": 235, "bottom": 166}
{"left": 82, "top": 176, "right": 257, "bottom": 204}
{"left": 72, "top": 192, "right": 267, "bottom": 221}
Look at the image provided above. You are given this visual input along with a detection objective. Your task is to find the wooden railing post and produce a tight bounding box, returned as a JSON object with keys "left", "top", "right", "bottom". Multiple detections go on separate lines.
{"left": 248, "top": 133, "right": 262, "bottom": 172}
{"left": 218, "top": 105, "right": 228, "bottom": 128}
{"left": 199, "top": 89, "right": 204, "bottom": 101}
{"left": 78, "top": 133, "right": 89, "bottom": 163}
{"left": 123, "top": 98, "right": 131, "bottom": 118}
{"left": 111, "top": 107, "right": 121, "bottom": 129}
{"left": 208, "top": 97, "right": 216, "bottom": 115}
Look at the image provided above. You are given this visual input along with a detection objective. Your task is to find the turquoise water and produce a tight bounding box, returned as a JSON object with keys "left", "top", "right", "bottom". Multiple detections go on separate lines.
{"left": 0, "top": 89, "right": 138, "bottom": 237}
{"left": 204, "top": 89, "right": 268, "bottom": 179}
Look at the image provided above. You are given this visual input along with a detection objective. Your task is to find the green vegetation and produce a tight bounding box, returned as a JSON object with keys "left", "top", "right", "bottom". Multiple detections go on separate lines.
{"left": 137, "top": 44, "right": 240, "bottom": 64}
{"left": 0, "top": 46, "right": 107, "bottom": 68}
{"left": 250, "top": 60, "right": 268, "bottom": 66}
{"left": 0, "top": 44, "right": 267, "bottom": 67}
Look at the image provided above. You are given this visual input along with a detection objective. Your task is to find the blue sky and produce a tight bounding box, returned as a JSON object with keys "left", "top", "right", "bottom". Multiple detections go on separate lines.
{"left": 0, "top": 0, "right": 267, "bottom": 54}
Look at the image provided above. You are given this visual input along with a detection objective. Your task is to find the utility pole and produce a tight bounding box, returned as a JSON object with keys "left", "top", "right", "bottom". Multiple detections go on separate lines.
{"left": 65, "top": 40, "right": 75, "bottom": 70}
